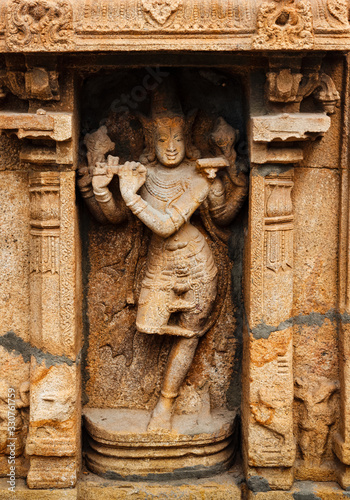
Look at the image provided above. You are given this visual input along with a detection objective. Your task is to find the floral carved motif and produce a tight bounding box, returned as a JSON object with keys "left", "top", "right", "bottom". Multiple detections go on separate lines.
{"left": 7, "top": 0, "right": 73, "bottom": 51}
{"left": 253, "top": 0, "right": 314, "bottom": 50}
{"left": 142, "top": 0, "right": 182, "bottom": 26}
{"left": 326, "top": 0, "right": 348, "bottom": 26}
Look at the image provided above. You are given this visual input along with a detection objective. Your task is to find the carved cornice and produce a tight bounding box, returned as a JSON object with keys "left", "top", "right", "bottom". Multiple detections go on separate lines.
{"left": 249, "top": 113, "right": 331, "bottom": 164}
{"left": 0, "top": 0, "right": 348, "bottom": 52}
{"left": 0, "top": 110, "right": 73, "bottom": 165}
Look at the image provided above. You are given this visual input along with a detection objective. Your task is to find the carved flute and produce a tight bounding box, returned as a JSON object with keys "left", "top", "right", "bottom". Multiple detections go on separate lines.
{"left": 93, "top": 155, "right": 230, "bottom": 176}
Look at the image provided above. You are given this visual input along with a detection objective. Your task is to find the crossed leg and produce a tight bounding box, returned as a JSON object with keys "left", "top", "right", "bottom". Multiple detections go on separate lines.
{"left": 147, "top": 277, "right": 218, "bottom": 431}
{"left": 147, "top": 336, "right": 199, "bottom": 430}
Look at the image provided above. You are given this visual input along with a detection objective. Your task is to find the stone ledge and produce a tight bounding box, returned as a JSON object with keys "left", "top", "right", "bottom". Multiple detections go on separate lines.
{"left": 244, "top": 481, "right": 350, "bottom": 499}
{"left": 0, "top": 478, "right": 77, "bottom": 499}
{"left": 3, "top": 477, "right": 350, "bottom": 499}
{"left": 0, "top": 468, "right": 243, "bottom": 499}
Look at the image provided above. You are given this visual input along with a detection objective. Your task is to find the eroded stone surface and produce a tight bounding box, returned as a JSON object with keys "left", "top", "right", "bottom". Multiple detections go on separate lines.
{"left": 0, "top": 0, "right": 348, "bottom": 496}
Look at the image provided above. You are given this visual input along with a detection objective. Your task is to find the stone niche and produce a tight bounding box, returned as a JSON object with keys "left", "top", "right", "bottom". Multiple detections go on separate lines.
{"left": 79, "top": 67, "right": 248, "bottom": 480}
{"left": 0, "top": 0, "right": 350, "bottom": 499}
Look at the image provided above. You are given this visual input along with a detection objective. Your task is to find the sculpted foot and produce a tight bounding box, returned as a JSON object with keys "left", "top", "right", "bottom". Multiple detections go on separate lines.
{"left": 147, "top": 396, "right": 175, "bottom": 431}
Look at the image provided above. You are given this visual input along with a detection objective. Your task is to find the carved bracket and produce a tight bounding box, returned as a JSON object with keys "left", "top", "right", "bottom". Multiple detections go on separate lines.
{"left": 0, "top": 56, "right": 60, "bottom": 101}
{"left": 0, "top": 110, "right": 73, "bottom": 165}
{"left": 266, "top": 59, "right": 341, "bottom": 115}
{"left": 249, "top": 112, "right": 331, "bottom": 164}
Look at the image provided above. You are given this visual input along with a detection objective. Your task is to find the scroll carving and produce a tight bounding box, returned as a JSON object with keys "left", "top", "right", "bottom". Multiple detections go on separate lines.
{"left": 312, "top": 0, "right": 350, "bottom": 30}
{"left": 326, "top": 0, "right": 348, "bottom": 26}
{"left": 7, "top": 0, "right": 74, "bottom": 51}
{"left": 59, "top": 172, "right": 76, "bottom": 354}
{"left": 253, "top": 0, "right": 314, "bottom": 50}
{"left": 249, "top": 175, "right": 265, "bottom": 327}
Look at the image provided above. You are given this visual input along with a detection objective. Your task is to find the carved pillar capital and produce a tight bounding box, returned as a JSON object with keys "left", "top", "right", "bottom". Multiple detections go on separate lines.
{"left": 249, "top": 56, "right": 340, "bottom": 166}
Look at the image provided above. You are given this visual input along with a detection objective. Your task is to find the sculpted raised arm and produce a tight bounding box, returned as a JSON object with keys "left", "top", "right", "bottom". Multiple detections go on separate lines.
{"left": 207, "top": 117, "right": 248, "bottom": 226}
{"left": 208, "top": 169, "right": 248, "bottom": 226}
{"left": 77, "top": 166, "right": 109, "bottom": 224}
{"left": 78, "top": 125, "right": 128, "bottom": 224}
{"left": 92, "top": 164, "right": 128, "bottom": 224}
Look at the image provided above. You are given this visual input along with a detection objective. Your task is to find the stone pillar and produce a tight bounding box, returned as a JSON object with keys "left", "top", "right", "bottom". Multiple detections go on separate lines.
{"left": 0, "top": 64, "right": 81, "bottom": 488}
{"left": 243, "top": 164, "right": 296, "bottom": 491}
{"left": 243, "top": 59, "right": 337, "bottom": 491}
{"left": 26, "top": 170, "right": 80, "bottom": 489}
{"left": 333, "top": 54, "right": 350, "bottom": 489}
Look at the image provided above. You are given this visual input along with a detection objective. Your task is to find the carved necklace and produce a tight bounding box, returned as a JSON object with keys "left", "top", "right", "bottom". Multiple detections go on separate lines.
{"left": 145, "top": 168, "right": 188, "bottom": 202}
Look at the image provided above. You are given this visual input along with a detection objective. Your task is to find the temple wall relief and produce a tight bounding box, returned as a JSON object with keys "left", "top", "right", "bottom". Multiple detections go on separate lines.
{"left": 0, "top": 1, "right": 348, "bottom": 498}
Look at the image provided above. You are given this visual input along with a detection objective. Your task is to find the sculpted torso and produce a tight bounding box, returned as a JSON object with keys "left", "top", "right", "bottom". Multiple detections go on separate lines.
{"left": 137, "top": 160, "right": 218, "bottom": 339}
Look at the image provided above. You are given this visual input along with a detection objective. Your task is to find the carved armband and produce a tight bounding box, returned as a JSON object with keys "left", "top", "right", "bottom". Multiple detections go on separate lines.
{"left": 209, "top": 204, "right": 227, "bottom": 218}
{"left": 126, "top": 194, "right": 148, "bottom": 215}
{"left": 166, "top": 205, "right": 187, "bottom": 231}
{"left": 93, "top": 188, "right": 113, "bottom": 204}
{"left": 79, "top": 185, "right": 95, "bottom": 199}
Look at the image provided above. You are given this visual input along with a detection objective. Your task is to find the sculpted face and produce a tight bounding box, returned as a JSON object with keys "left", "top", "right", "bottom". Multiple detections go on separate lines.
{"left": 154, "top": 120, "right": 186, "bottom": 167}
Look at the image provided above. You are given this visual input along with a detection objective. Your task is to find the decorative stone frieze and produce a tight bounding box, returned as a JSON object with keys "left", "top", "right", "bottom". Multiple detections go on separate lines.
{"left": 0, "top": 0, "right": 346, "bottom": 51}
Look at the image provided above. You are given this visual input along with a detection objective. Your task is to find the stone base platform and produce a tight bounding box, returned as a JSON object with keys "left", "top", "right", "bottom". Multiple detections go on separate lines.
{"left": 83, "top": 408, "right": 237, "bottom": 480}
{"left": 2, "top": 476, "right": 350, "bottom": 499}
{"left": 0, "top": 466, "right": 243, "bottom": 499}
